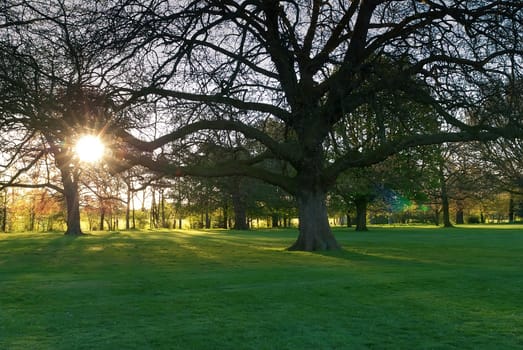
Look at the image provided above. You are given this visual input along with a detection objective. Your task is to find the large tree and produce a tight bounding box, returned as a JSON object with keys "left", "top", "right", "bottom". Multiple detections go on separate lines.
{"left": 0, "top": 1, "right": 119, "bottom": 234}
{"left": 104, "top": 0, "right": 523, "bottom": 250}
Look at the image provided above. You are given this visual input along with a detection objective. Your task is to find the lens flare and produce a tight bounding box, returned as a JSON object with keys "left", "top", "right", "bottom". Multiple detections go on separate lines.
{"left": 75, "top": 135, "right": 105, "bottom": 163}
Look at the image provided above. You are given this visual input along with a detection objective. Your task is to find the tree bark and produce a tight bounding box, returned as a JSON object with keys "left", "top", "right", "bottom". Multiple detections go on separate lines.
{"left": 354, "top": 195, "right": 368, "bottom": 231}
{"left": 509, "top": 197, "right": 515, "bottom": 223}
{"left": 205, "top": 209, "right": 211, "bottom": 229}
{"left": 288, "top": 189, "right": 340, "bottom": 251}
{"left": 231, "top": 178, "right": 248, "bottom": 230}
{"left": 438, "top": 164, "right": 453, "bottom": 228}
{"left": 100, "top": 207, "right": 105, "bottom": 231}
{"left": 125, "top": 189, "right": 131, "bottom": 229}
{"left": 271, "top": 213, "right": 279, "bottom": 228}
{"left": 61, "top": 167, "right": 83, "bottom": 235}
{"left": 2, "top": 190, "right": 7, "bottom": 232}
{"left": 441, "top": 191, "right": 452, "bottom": 227}
{"left": 455, "top": 205, "right": 464, "bottom": 224}
{"left": 222, "top": 203, "right": 228, "bottom": 229}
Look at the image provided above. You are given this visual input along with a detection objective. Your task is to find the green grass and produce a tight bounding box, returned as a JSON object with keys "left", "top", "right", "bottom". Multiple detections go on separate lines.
{"left": 1, "top": 226, "right": 523, "bottom": 349}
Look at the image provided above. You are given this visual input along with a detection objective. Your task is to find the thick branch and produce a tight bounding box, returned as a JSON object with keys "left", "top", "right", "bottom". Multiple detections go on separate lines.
{"left": 0, "top": 182, "right": 64, "bottom": 194}
{"left": 118, "top": 119, "right": 301, "bottom": 165}
{"left": 123, "top": 153, "right": 297, "bottom": 194}
{"left": 128, "top": 86, "right": 291, "bottom": 121}
{"left": 326, "top": 127, "right": 523, "bottom": 181}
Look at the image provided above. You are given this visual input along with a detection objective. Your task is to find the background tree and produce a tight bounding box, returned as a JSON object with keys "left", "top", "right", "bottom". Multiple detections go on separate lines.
{"left": 0, "top": 1, "right": 118, "bottom": 234}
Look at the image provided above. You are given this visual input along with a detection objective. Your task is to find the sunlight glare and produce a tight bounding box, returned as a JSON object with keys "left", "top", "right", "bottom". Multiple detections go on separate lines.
{"left": 75, "top": 135, "right": 105, "bottom": 163}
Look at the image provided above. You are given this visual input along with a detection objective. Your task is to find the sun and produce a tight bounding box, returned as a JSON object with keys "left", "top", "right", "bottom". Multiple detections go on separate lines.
{"left": 74, "top": 135, "right": 105, "bottom": 163}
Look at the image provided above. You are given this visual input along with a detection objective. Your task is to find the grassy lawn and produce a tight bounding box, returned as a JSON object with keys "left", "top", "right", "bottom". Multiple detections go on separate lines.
{"left": 1, "top": 226, "right": 523, "bottom": 349}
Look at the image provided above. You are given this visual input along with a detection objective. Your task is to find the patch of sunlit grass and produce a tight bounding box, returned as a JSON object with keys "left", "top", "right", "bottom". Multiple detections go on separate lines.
{"left": 1, "top": 226, "right": 523, "bottom": 349}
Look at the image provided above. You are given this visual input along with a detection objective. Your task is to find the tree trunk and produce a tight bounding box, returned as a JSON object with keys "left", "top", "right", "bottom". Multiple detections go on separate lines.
{"left": 222, "top": 203, "right": 228, "bottom": 229}
{"left": 346, "top": 211, "right": 352, "bottom": 228}
{"left": 29, "top": 203, "right": 35, "bottom": 231}
{"left": 441, "top": 199, "right": 452, "bottom": 227}
{"left": 509, "top": 197, "right": 515, "bottom": 223}
{"left": 288, "top": 189, "right": 340, "bottom": 251}
{"left": 231, "top": 178, "right": 248, "bottom": 230}
{"left": 441, "top": 187, "right": 452, "bottom": 228}
{"left": 132, "top": 205, "right": 136, "bottom": 229}
{"left": 125, "top": 189, "right": 131, "bottom": 230}
{"left": 61, "top": 167, "right": 83, "bottom": 235}
{"left": 437, "top": 163, "right": 453, "bottom": 228}
{"left": 2, "top": 190, "right": 7, "bottom": 232}
{"left": 100, "top": 207, "right": 105, "bottom": 230}
{"left": 150, "top": 188, "right": 158, "bottom": 228}
{"left": 455, "top": 207, "right": 464, "bottom": 224}
{"left": 160, "top": 189, "right": 168, "bottom": 228}
{"left": 205, "top": 209, "right": 211, "bottom": 229}
{"left": 354, "top": 195, "right": 368, "bottom": 231}
{"left": 271, "top": 213, "right": 279, "bottom": 228}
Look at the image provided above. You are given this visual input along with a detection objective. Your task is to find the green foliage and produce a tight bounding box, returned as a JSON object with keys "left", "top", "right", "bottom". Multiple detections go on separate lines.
{"left": 1, "top": 227, "right": 523, "bottom": 349}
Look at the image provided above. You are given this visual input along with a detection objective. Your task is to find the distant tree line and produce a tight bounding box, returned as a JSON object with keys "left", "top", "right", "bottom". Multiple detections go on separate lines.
{"left": 2, "top": 136, "right": 523, "bottom": 233}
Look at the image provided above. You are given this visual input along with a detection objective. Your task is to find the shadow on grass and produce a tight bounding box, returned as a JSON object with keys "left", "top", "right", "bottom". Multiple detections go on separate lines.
{"left": 311, "top": 245, "right": 454, "bottom": 269}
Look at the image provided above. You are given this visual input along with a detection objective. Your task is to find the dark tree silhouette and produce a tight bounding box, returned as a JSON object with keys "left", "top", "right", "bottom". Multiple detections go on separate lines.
{"left": 0, "top": 2, "right": 116, "bottom": 235}
{"left": 106, "top": 1, "right": 523, "bottom": 250}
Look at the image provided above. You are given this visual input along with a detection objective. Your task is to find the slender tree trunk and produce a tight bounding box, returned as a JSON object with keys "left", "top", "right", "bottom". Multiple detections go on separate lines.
{"left": 441, "top": 186, "right": 452, "bottom": 228}
{"left": 438, "top": 163, "right": 453, "bottom": 228}
{"left": 272, "top": 213, "right": 279, "bottom": 228}
{"left": 222, "top": 202, "right": 228, "bottom": 229}
{"left": 509, "top": 197, "right": 515, "bottom": 223}
{"left": 29, "top": 203, "right": 35, "bottom": 232}
{"left": 205, "top": 209, "right": 211, "bottom": 229}
{"left": 100, "top": 207, "right": 105, "bottom": 230}
{"left": 160, "top": 189, "right": 168, "bottom": 228}
{"left": 288, "top": 189, "right": 340, "bottom": 251}
{"left": 1, "top": 191, "right": 7, "bottom": 232}
{"left": 61, "top": 167, "right": 83, "bottom": 235}
{"left": 346, "top": 211, "right": 352, "bottom": 228}
{"left": 126, "top": 189, "right": 131, "bottom": 230}
{"left": 354, "top": 195, "right": 368, "bottom": 231}
{"left": 132, "top": 201, "right": 136, "bottom": 229}
{"left": 150, "top": 189, "right": 158, "bottom": 228}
